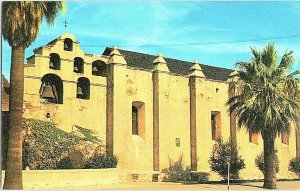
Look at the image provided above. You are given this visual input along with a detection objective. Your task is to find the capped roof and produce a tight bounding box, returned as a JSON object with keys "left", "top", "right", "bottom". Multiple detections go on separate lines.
{"left": 103, "top": 48, "right": 233, "bottom": 81}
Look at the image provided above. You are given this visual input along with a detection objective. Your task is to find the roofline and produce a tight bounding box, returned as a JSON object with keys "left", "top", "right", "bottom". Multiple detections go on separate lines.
{"left": 103, "top": 47, "right": 234, "bottom": 71}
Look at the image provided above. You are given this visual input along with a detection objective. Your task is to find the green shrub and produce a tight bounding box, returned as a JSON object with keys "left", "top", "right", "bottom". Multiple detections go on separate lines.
{"left": 57, "top": 157, "right": 76, "bottom": 169}
{"left": 84, "top": 154, "right": 118, "bottom": 169}
{"left": 289, "top": 157, "right": 300, "bottom": 178}
{"left": 161, "top": 155, "right": 191, "bottom": 182}
{"left": 20, "top": 119, "right": 103, "bottom": 170}
{"left": 161, "top": 155, "right": 209, "bottom": 183}
{"left": 255, "top": 152, "right": 279, "bottom": 174}
{"left": 191, "top": 172, "right": 210, "bottom": 183}
{"left": 208, "top": 140, "right": 245, "bottom": 180}
{"left": 22, "top": 140, "right": 30, "bottom": 170}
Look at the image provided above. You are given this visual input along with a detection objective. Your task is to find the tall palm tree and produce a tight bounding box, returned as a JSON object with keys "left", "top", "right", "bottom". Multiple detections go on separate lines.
{"left": 227, "top": 43, "right": 300, "bottom": 189}
{"left": 2, "top": 2, "right": 64, "bottom": 189}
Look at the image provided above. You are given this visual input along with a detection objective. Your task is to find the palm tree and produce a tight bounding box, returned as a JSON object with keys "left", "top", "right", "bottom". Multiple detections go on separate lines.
{"left": 227, "top": 43, "right": 300, "bottom": 189}
{"left": 2, "top": 2, "right": 64, "bottom": 189}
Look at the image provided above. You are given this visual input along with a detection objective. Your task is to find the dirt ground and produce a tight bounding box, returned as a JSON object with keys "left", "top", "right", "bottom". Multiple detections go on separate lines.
{"left": 49, "top": 180, "right": 300, "bottom": 190}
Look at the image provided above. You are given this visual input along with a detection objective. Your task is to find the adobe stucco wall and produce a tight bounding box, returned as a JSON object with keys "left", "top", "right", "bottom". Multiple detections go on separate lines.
{"left": 23, "top": 33, "right": 107, "bottom": 139}
{"left": 113, "top": 64, "right": 154, "bottom": 171}
{"left": 195, "top": 79, "right": 231, "bottom": 180}
{"left": 157, "top": 72, "right": 191, "bottom": 170}
{"left": 21, "top": 33, "right": 299, "bottom": 181}
{"left": 238, "top": 126, "right": 297, "bottom": 180}
{"left": 1, "top": 169, "right": 119, "bottom": 189}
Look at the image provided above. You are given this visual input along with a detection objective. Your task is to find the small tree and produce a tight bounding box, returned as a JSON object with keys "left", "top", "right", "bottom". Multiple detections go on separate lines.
{"left": 209, "top": 140, "right": 245, "bottom": 180}
{"left": 161, "top": 155, "right": 191, "bottom": 182}
{"left": 289, "top": 157, "right": 300, "bottom": 178}
{"left": 255, "top": 152, "right": 279, "bottom": 174}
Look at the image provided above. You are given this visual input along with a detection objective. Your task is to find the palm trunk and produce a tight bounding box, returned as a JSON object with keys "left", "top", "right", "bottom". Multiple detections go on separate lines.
{"left": 262, "top": 132, "right": 277, "bottom": 189}
{"left": 3, "top": 46, "right": 24, "bottom": 189}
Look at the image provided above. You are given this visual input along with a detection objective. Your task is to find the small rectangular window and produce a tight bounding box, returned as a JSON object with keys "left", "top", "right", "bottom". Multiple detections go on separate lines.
{"left": 281, "top": 131, "right": 289, "bottom": 145}
{"left": 175, "top": 138, "right": 180, "bottom": 147}
{"left": 211, "top": 111, "right": 221, "bottom": 141}
{"left": 132, "top": 101, "right": 145, "bottom": 138}
{"left": 132, "top": 106, "right": 138, "bottom": 135}
{"left": 249, "top": 131, "right": 258, "bottom": 144}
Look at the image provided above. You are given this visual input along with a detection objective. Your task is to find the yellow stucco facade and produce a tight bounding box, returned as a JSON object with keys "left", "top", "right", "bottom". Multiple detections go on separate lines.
{"left": 23, "top": 33, "right": 299, "bottom": 180}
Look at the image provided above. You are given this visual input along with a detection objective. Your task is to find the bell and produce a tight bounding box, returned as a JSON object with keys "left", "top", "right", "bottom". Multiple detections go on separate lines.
{"left": 64, "top": 43, "right": 69, "bottom": 49}
{"left": 92, "top": 66, "right": 98, "bottom": 72}
{"left": 49, "top": 61, "right": 54, "bottom": 68}
{"left": 77, "top": 86, "right": 84, "bottom": 96}
{"left": 41, "top": 85, "right": 55, "bottom": 99}
{"left": 74, "top": 65, "right": 79, "bottom": 72}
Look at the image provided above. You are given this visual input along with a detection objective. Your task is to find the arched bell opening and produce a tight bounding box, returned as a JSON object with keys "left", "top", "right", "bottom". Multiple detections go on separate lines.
{"left": 64, "top": 38, "right": 73, "bottom": 51}
{"left": 49, "top": 53, "right": 61, "bottom": 70}
{"left": 92, "top": 60, "right": 107, "bottom": 77}
{"left": 74, "top": 57, "right": 84, "bottom": 73}
{"left": 76, "top": 77, "right": 90, "bottom": 100}
{"left": 40, "top": 74, "right": 63, "bottom": 104}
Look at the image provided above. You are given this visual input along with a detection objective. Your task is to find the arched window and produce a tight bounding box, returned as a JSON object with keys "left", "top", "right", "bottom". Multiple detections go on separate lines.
{"left": 74, "top": 57, "right": 84, "bottom": 73}
{"left": 64, "top": 38, "right": 73, "bottom": 51}
{"left": 49, "top": 53, "right": 61, "bottom": 70}
{"left": 40, "top": 74, "right": 63, "bottom": 104}
{"left": 132, "top": 101, "right": 145, "bottom": 138}
{"left": 92, "top": 60, "right": 107, "bottom": 77}
{"left": 77, "top": 77, "right": 90, "bottom": 100}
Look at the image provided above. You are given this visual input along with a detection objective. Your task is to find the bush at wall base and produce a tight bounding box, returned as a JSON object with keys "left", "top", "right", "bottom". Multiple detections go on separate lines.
{"left": 161, "top": 155, "right": 192, "bottom": 182}
{"left": 208, "top": 140, "right": 245, "bottom": 180}
{"left": 255, "top": 152, "right": 279, "bottom": 174}
{"left": 57, "top": 157, "right": 76, "bottom": 169}
{"left": 289, "top": 157, "right": 300, "bottom": 178}
{"left": 84, "top": 154, "right": 118, "bottom": 169}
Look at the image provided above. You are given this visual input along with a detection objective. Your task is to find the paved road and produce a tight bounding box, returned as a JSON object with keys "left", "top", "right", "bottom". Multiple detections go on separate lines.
{"left": 51, "top": 181, "right": 300, "bottom": 190}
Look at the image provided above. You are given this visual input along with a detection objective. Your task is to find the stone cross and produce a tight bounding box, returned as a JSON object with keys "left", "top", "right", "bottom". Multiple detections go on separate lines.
{"left": 63, "top": 20, "right": 68, "bottom": 32}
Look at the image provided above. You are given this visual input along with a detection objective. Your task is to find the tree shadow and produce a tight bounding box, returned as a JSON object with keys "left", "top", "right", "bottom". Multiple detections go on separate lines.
{"left": 237, "top": 183, "right": 263, "bottom": 189}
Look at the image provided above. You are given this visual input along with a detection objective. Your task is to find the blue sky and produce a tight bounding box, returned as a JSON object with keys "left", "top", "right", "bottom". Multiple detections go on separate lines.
{"left": 2, "top": 1, "right": 300, "bottom": 79}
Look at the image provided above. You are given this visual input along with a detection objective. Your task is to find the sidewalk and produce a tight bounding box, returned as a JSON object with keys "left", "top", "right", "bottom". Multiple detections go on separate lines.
{"left": 49, "top": 180, "right": 300, "bottom": 190}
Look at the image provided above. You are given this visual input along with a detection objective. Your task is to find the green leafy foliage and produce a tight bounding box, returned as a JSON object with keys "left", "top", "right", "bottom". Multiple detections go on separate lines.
{"left": 57, "top": 157, "right": 75, "bottom": 169}
{"left": 73, "top": 125, "right": 102, "bottom": 144}
{"left": 21, "top": 118, "right": 103, "bottom": 170}
{"left": 226, "top": 43, "right": 299, "bottom": 189}
{"left": 161, "top": 155, "right": 192, "bottom": 182}
{"left": 288, "top": 157, "right": 300, "bottom": 178}
{"left": 208, "top": 140, "right": 245, "bottom": 180}
{"left": 161, "top": 155, "right": 209, "bottom": 183}
{"left": 84, "top": 154, "right": 118, "bottom": 169}
{"left": 255, "top": 152, "right": 279, "bottom": 174}
{"left": 22, "top": 140, "right": 31, "bottom": 169}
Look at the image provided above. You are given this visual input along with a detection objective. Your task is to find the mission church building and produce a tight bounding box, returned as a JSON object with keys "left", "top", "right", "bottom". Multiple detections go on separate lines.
{"left": 22, "top": 33, "right": 299, "bottom": 180}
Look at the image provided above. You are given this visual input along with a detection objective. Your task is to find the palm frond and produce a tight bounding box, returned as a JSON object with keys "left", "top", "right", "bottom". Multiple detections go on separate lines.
{"left": 2, "top": 1, "right": 64, "bottom": 47}
{"left": 227, "top": 43, "right": 300, "bottom": 136}
{"left": 261, "top": 42, "right": 277, "bottom": 70}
